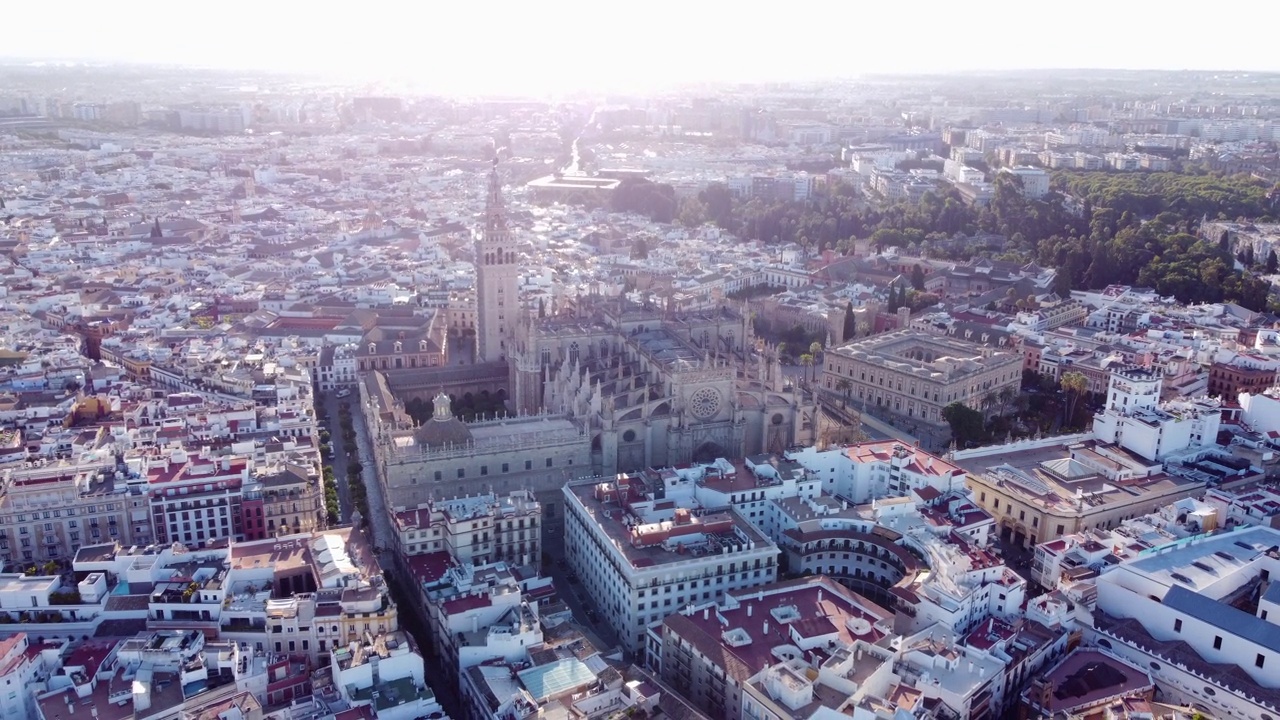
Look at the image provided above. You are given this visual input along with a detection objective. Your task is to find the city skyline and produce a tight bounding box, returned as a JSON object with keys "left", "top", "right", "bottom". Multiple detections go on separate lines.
{"left": 6, "top": 0, "right": 1279, "bottom": 96}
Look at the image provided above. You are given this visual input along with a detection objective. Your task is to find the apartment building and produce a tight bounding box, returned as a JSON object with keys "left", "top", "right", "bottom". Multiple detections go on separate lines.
{"left": 419, "top": 561, "right": 548, "bottom": 694}
{"left": 1209, "top": 355, "right": 1280, "bottom": 399}
{"left": 145, "top": 450, "right": 247, "bottom": 547}
{"left": 0, "top": 458, "right": 148, "bottom": 566}
{"left": 652, "top": 575, "right": 893, "bottom": 719}
{"left": 0, "top": 634, "right": 63, "bottom": 720}
{"left": 392, "top": 489, "right": 541, "bottom": 567}
{"left": 241, "top": 462, "right": 324, "bottom": 540}
{"left": 225, "top": 530, "right": 396, "bottom": 661}
{"left": 564, "top": 475, "right": 779, "bottom": 654}
{"left": 787, "top": 441, "right": 968, "bottom": 505}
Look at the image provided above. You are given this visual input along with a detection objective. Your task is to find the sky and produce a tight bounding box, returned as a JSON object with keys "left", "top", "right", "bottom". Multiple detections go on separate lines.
{"left": 6, "top": 1, "right": 1277, "bottom": 96}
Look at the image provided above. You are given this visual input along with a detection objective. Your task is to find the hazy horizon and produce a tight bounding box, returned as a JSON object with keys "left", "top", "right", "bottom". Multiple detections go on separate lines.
{"left": 8, "top": 1, "right": 1279, "bottom": 95}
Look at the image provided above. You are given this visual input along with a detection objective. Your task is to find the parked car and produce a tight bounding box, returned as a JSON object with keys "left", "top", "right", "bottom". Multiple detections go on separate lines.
{"left": 335, "top": 388, "right": 352, "bottom": 399}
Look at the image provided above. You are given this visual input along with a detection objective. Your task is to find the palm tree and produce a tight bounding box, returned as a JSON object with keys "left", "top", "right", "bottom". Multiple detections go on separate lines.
{"left": 1061, "top": 371, "right": 1088, "bottom": 427}
{"left": 998, "top": 386, "right": 1018, "bottom": 418}
{"left": 799, "top": 354, "right": 814, "bottom": 385}
{"left": 980, "top": 391, "right": 998, "bottom": 418}
{"left": 835, "top": 378, "right": 852, "bottom": 407}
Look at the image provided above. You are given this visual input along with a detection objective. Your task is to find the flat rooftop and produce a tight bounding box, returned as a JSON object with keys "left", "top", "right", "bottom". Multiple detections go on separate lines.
{"left": 1119, "top": 526, "right": 1280, "bottom": 594}
{"left": 568, "top": 477, "right": 774, "bottom": 571}
{"left": 960, "top": 442, "right": 1201, "bottom": 512}
{"left": 831, "top": 329, "right": 1020, "bottom": 381}
{"left": 1032, "top": 650, "right": 1152, "bottom": 714}
{"left": 665, "top": 576, "right": 892, "bottom": 682}
{"left": 527, "top": 174, "right": 621, "bottom": 191}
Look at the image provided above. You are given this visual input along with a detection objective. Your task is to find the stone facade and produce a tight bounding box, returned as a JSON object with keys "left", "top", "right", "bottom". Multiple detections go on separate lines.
{"left": 822, "top": 330, "right": 1022, "bottom": 427}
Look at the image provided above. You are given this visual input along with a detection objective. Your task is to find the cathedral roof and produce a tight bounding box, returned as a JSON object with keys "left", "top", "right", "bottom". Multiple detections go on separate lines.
{"left": 413, "top": 417, "right": 473, "bottom": 449}
{"left": 413, "top": 392, "right": 473, "bottom": 448}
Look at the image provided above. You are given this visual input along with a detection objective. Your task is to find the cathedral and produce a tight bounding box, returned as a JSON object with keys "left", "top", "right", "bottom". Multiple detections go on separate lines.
{"left": 487, "top": 162, "right": 816, "bottom": 473}
{"left": 368, "top": 163, "right": 816, "bottom": 518}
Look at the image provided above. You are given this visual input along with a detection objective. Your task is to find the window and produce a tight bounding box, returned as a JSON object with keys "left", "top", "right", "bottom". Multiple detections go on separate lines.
{"left": 1213, "top": 636, "right": 1222, "bottom": 650}
{"left": 434, "top": 471, "right": 442, "bottom": 481}
{"left": 457, "top": 468, "right": 465, "bottom": 479}
{"left": 1258, "top": 654, "right": 1267, "bottom": 669}
{"left": 546, "top": 458, "right": 553, "bottom": 467}
{"left": 1174, "top": 619, "right": 1182, "bottom": 633}
{"left": 525, "top": 460, "right": 532, "bottom": 470}
{"left": 502, "top": 463, "right": 509, "bottom": 473}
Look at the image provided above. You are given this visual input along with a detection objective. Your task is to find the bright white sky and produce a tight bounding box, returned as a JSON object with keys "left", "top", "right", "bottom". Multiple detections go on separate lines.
{"left": 5, "top": 1, "right": 1276, "bottom": 95}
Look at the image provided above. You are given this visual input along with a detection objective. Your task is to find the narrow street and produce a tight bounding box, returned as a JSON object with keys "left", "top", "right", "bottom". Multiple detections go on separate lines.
{"left": 348, "top": 393, "right": 396, "bottom": 562}
{"left": 542, "top": 518, "right": 621, "bottom": 654}
{"left": 343, "top": 391, "right": 464, "bottom": 719}
{"left": 321, "top": 392, "right": 354, "bottom": 521}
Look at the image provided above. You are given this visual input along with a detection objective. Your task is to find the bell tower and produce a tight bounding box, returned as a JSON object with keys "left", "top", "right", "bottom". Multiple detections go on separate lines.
{"left": 475, "top": 159, "right": 520, "bottom": 363}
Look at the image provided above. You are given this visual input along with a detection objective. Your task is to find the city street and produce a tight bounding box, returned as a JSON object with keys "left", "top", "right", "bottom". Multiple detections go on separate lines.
{"left": 541, "top": 517, "right": 621, "bottom": 653}
{"left": 348, "top": 393, "right": 397, "bottom": 563}
{"left": 320, "top": 392, "right": 354, "bottom": 521}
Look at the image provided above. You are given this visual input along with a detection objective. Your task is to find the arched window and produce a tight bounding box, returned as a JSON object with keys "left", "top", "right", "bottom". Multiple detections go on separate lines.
{"left": 568, "top": 342, "right": 580, "bottom": 365}
{"left": 368, "top": 343, "right": 377, "bottom": 354}
{"left": 393, "top": 341, "right": 402, "bottom": 353}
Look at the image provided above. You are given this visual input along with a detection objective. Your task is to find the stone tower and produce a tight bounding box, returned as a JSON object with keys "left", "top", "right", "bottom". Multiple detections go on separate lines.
{"left": 508, "top": 312, "right": 543, "bottom": 415}
{"left": 475, "top": 159, "right": 520, "bottom": 363}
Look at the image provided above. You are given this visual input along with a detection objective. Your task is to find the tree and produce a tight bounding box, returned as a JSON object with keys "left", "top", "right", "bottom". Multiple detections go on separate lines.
{"left": 679, "top": 197, "right": 708, "bottom": 227}
{"left": 799, "top": 354, "right": 814, "bottom": 384}
{"left": 980, "top": 391, "right": 998, "bottom": 417}
{"left": 842, "top": 301, "right": 856, "bottom": 341}
{"left": 1060, "top": 371, "right": 1089, "bottom": 427}
{"left": 887, "top": 284, "right": 901, "bottom": 312}
{"left": 910, "top": 263, "right": 926, "bottom": 291}
{"left": 632, "top": 237, "right": 649, "bottom": 260}
{"left": 835, "top": 378, "right": 852, "bottom": 405}
{"left": 1052, "top": 264, "right": 1073, "bottom": 297}
{"left": 1268, "top": 249, "right": 1278, "bottom": 274}
{"left": 998, "top": 386, "right": 1019, "bottom": 418}
{"left": 942, "top": 402, "right": 986, "bottom": 447}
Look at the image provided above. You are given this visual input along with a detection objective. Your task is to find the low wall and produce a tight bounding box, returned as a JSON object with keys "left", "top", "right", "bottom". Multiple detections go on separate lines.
{"left": 952, "top": 432, "right": 1093, "bottom": 461}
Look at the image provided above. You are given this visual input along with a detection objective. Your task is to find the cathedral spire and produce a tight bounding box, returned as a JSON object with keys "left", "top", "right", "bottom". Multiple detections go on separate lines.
{"left": 485, "top": 157, "right": 507, "bottom": 237}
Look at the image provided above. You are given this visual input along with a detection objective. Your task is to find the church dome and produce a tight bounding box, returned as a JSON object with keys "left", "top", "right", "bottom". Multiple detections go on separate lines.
{"left": 413, "top": 392, "right": 473, "bottom": 448}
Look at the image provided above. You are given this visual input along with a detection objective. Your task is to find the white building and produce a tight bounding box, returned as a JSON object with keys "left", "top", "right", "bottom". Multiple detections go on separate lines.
{"left": 317, "top": 343, "right": 358, "bottom": 391}
{"left": 0, "top": 634, "right": 63, "bottom": 720}
{"left": 564, "top": 475, "right": 779, "bottom": 653}
{"left": 999, "top": 166, "right": 1050, "bottom": 199}
{"left": 787, "top": 441, "right": 969, "bottom": 506}
{"left": 1090, "top": 526, "right": 1280, "bottom": 718}
{"left": 1092, "top": 366, "right": 1221, "bottom": 462}
{"left": 331, "top": 631, "right": 444, "bottom": 720}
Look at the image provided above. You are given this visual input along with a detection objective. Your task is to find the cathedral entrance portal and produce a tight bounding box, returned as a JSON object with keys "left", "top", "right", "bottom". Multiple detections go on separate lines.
{"left": 692, "top": 441, "right": 725, "bottom": 464}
